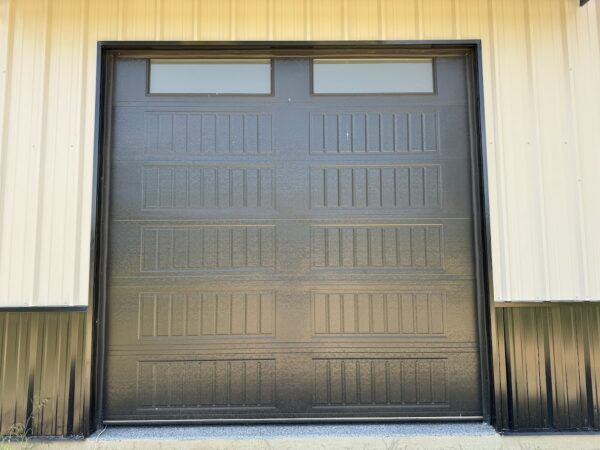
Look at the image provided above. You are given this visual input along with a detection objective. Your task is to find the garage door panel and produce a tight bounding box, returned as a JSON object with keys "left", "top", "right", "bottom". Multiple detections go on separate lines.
{"left": 111, "top": 101, "right": 469, "bottom": 160}
{"left": 111, "top": 107, "right": 276, "bottom": 159}
{"left": 104, "top": 56, "right": 482, "bottom": 421}
{"left": 104, "top": 350, "right": 479, "bottom": 419}
{"left": 112, "top": 59, "right": 148, "bottom": 101}
{"left": 310, "top": 285, "right": 477, "bottom": 341}
{"left": 310, "top": 351, "right": 480, "bottom": 415}
{"left": 274, "top": 221, "right": 312, "bottom": 273}
{"left": 308, "top": 110, "right": 440, "bottom": 155}
{"left": 110, "top": 162, "right": 278, "bottom": 219}
{"left": 273, "top": 59, "right": 311, "bottom": 101}
{"left": 108, "top": 222, "right": 277, "bottom": 277}
{"left": 109, "top": 160, "right": 471, "bottom": 220}
{"left": 307, "top": 93, "right": 467, "bottom": 110}
{"left": 108, "top": 220, "right": 473, "bottom": 278}
{"left": 307, "top": 106, "right": 470, "bottom": 160}
{"left": 106, "top": 282, "right": 476, "bottom": 346}
{"left": 278, "top": 108, "right": 469, "bottom": 161}
{"left": 307, "top": 159, "right": 472, "bottom": 216}
{"left": 104, "top": 354, "right": 279, "bottom": 418}
{"left": 107, "top": 223, "right": 473, "bottom": 284}
{"left": 308, "top": 220, "right": 474, "bottom": 275}
{"left": 434, "top": 57, "right": 468, "bottom": 100}
{"left": 271, "top": 107, "right": 310, "bottom": 152}
{"left": 106, "top": 288, "right": 277, "bottom": 344}
{"left": 308, "top": 164, "right": 442, "bottom": 209}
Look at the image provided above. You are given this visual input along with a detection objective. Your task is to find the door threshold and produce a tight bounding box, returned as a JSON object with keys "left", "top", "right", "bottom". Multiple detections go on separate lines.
{"left": 104, "top": 416, "right": 485, "bottom": 425}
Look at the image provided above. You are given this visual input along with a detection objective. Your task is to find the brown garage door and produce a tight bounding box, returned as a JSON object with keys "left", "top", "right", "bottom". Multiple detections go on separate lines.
{"left": 103, "top": 55, "right": 482, "bottom": 421}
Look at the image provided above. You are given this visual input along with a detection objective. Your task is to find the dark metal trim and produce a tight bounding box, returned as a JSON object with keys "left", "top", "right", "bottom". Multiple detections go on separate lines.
{"left": 86, "top": 42, "right": 107, "bottom": 436}
{"left": 494, "top": 301, "right": 599, "bottom": 308}
{"left": 96, "top": 39, "right": 481, "bottom": 51}
{"left": 0, "top": 306, "right": 88, "bottom": 312}
{"left": 89, "top": 40, "right": 494, "bottom": 433}
{"left": 104, "top": 416, "right": 486, "bottom": 425}
{"left": 91, "top": 48, "right": 116, "bottom": 432}
{"left": 465, "top": 44, "right": 495, "bottom": 426}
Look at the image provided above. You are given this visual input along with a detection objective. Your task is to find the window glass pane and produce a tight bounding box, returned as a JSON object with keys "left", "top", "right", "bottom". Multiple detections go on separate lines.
{"left": 149, "top": 59, "right": 272, "bottom": 94}
{"left": 313, "top": 58, "right": 434, "bottom": 94}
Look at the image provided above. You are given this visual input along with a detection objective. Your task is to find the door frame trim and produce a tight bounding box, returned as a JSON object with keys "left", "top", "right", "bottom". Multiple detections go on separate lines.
{"left": 89, "top": 40, "right": 494, "bottom": 430}
{"left": 103, "top": 416, "right": 485, "bottom": 425}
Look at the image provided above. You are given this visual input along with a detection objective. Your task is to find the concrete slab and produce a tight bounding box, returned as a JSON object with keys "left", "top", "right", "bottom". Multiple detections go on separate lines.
{"left": 91, "top": 422, "right": 497, "bottom": 440}
{"left": 21, "top": 424, "right": 600, "bottom": 450}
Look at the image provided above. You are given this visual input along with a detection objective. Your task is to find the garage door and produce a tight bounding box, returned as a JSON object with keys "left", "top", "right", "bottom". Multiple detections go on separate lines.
{"left": 103, "top": 55, "right": 482, "bottom": 421}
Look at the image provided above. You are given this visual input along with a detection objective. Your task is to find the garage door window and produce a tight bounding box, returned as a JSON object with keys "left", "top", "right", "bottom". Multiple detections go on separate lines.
{"left": 312, "top": 58, "right": 434, "bottom": 94}
{"left": 149, "top": 59, "right": 272, "bottom": 94}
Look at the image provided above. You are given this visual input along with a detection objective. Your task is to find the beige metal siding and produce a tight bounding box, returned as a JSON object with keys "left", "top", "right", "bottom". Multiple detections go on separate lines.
{"left": 0, "top": 0, "right": 598, "bottom": 306}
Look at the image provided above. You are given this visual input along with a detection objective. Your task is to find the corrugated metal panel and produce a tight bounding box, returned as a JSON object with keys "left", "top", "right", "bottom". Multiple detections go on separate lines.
{"left": 0, "top": 0, "right": 599, "bottom": 306}
{"left": 0, "top": 311, "right": 89, "bottom": 436}
{"left": 565, "top": 0, "right": 600, "bottom": 300}
{"left": 495, "top": 303, "right": 600, "bottom": 430}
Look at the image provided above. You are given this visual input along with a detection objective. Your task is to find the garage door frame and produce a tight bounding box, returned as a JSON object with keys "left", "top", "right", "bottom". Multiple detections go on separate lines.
{"left": 88, "top": 41, "right": 494, "bottom": 428}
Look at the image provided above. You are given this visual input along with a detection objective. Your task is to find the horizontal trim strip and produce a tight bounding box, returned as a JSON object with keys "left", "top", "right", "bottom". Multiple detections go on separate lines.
{"left": 0, "top": 305, "right": 88, "bottom": 312}
{"left": 103, "top": 416, "right": 485, "bottom": 425}
{"left": 494, "top": 301, "right": 600, "bottom": 308}
{"left": 107, "top": 348, "right": 480, "bottom": 356}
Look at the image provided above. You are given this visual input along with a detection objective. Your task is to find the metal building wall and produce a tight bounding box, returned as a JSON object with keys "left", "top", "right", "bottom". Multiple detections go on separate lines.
{"left": 0, "top": 0, "right": 599, "bottom": 307}
{"left": 0, "top": 0, "right": 599, "bottom": 436}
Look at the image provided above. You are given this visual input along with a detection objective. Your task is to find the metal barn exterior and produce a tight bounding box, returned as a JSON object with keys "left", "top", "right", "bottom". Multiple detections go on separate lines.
{"left": 0, "top": 0, "right": 599, "bottom": 436}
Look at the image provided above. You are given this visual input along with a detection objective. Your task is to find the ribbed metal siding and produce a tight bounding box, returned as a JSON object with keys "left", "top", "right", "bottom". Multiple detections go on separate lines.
{"left": 495, "top": 303, "right": 600, "bottom": 430}
{"left": 0, "top": 311, "right": 90, "bottom": 436}
{"left": 0, "top": 1, "right": 599, "bottom": 303}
